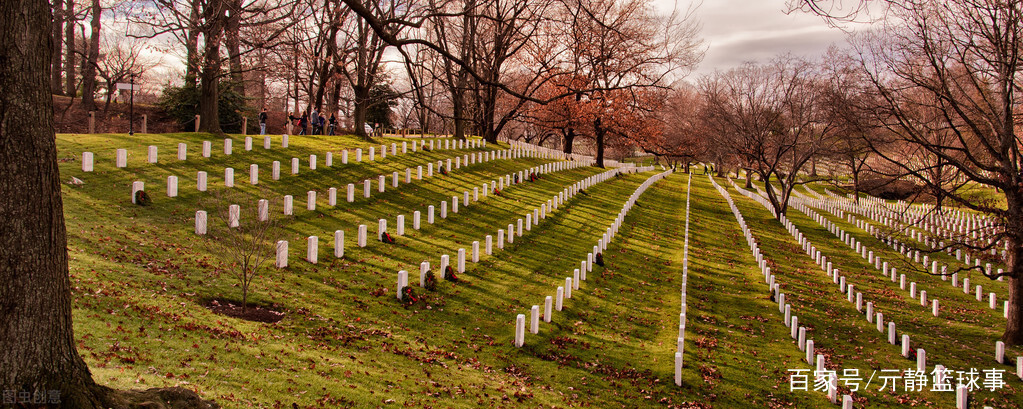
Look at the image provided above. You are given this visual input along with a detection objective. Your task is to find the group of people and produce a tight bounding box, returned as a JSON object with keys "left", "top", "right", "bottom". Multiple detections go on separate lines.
{"left": 256, "top": 107, "right": 337, "bottom": 136}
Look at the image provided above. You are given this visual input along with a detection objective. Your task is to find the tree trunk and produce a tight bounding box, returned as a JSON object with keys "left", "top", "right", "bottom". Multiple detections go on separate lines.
{"left": 199, "top": 38, "right": 223, "bottom": 134}
{"left": 224, "top": 0, "right": 244, "bottom": 98}
{"left": 63, "top": 0, "right": 75, "bottom": 96}
{"left": 852, "top": 165, "right": 861, "bottom": 204}
{"left": 745, "top": 168, "right": 753, "bottom": 188}
{"left": 0, "top": 2, "right": 107, "bottom": 405}
{"left": 594, "top": 118, "right": 605, "bottom": 168}
{"left": 563, "top": 128, "right": 576, "bottom": 154}
{"left": 50, "top": 0, "right": 64, "bottom": 95}
{"left": 352, "top": 85, "right": 371, "bottom": 140}
{"left": 2, "top": 3, "right": 222, "bottom": 406}
{"left": 1003, "top": 194, "right": 1023, "bottom": 344}
{"left": 79, "top": 0, "right": 100, "bottom": 111}
{"left": 198, "top": 0, "right": 226, "bottom": 135}
{"left": 184, "top": 1, "right": 200, "bottom": 87}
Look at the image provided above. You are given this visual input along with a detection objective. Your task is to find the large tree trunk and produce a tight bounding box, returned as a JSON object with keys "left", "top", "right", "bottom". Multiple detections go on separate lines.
{"left": 79, "top": 0, "right": 100, "bottom": 112}
{"left": 0, "top": 2, "right": 105, "bottom": 404}
{"left": 63, "top": 0, "right": 75, "bottom": 97}
{"left": 1003, "top": 194, "right": 1023, "bottom": 344}
{"left": 481, "top": 83, "right": 498, "bottom": 143}
{"left": 50, "top": 0, "right": 64, "bottom": 95}
{"left": 224, "top": 0, "right": 244, "bottom": 98}
{"left": 1, "top": 3, "right": 221, "bottom": 406}
{"left": 594, "top": 118, "right": 605, "bottom": 168}
{"left": 562, "top": 128, "right": 576, "bottom": 154}
{"left": 451, "top": 83, "right": 466, "bottom": 140}
{"left": 352, "top": 85, "right": 371, "bottom": 140}
{"left": 198, "top": 0, "right": 226, "bottom": 134}
{"left": 184, "top": 1, "right": 201, "bottom": 87}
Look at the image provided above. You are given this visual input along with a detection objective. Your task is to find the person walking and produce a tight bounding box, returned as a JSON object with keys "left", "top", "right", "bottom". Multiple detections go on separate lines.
{"left": 297, "top": 111, "right": 309, "bottom": 135}
{"left": 258, "top": 108, "right": 268, "bottom": 135}
{"left": 310, "top": 108, "right": 320, "bottom": 134}
{"left": 328, "top": 114, "right": 337, "bottom": 136}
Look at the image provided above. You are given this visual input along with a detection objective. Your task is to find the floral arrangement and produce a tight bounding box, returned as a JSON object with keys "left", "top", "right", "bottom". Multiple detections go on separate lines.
{"left": 595, "top": 252, "right": 604, "bottom": 266}
{"left": 493, "top": 189, "right": 502, "bottom": 196}
{"left": 424, "top": 271, "right": 437, "bottom": 291}
{"left": 401, "top": 286, "right": 420, "bottom": 307}
{"left": 439, "top": 165, "right": 447, "bottom": 176}
{"left": 134, "top": 190, "right": 152, "bottom": 206}
{"left": 381, "top": 232, "right": 396, "bottom": 244}
{"left": 444, "top": 266, "right": 459, "bottom": 282}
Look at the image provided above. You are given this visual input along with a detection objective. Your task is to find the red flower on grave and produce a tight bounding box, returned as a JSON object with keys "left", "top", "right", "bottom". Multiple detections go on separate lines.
{"left": 424, "top": 271, "right": 438, "bottom": 291}
{"left": 401, "top": 287, "right": 420, "bottom": 307}
{"left": 595, "top": 252, "right": 604, "bottom": 266}
{"left": 135, "top": 190, "right": 152, "bottom": 206}
{"left": 494, "top": 189, "right": 502, "bottom": 196}
{"left": 445, "top": 266, "right": 459, "bottom": 282}
{"left": 381, "top": 232, "right": 396, "bottom": 244}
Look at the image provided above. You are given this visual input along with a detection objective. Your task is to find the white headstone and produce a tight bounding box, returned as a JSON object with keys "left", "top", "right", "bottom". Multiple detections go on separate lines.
{"left": 131, "top": 181, "right": 145, "bottom": 204}
{"left": 166, "top": 176, "right": 178, "bottom": 197}
{"left": 358, "top": 225, "right": 367, "bottom": 247}
{"left": 514, "top": 314, "right": 525, "bottom": 348}
{"left": 275, "top": 240, "right": 288, "bottom": 268}
{"left": 224, "top": 167, "right": 234, "bottom": 187}
{"left": 307, "top": 236, "right": 318, "bottom": 264}
{"left": 334, "top": 230, "right": 345, "bottom": 258}
{"left": 197, "top": 171, "right": 207, "bottom": 191}
{"left": 195, "top": 210, "right": 207, "bottom": 235}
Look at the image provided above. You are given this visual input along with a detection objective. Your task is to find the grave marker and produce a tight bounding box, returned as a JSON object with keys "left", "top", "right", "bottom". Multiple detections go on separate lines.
{"left": 195, "top": 211, "right": 207, "bottom": 235}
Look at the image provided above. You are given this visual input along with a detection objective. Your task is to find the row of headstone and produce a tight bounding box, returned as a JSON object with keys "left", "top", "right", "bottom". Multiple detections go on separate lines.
{"left": 737, "top": 179, "right": 1023, "bottom": 395}
{"left": 246, "top": 153, "right": 583, "bottom": 252}
{"left": 134, "top": 140, "right": 496, "bottom": 206}
{"left": 675, "top": 173, "right": 693, "bottom": 386}
{"left": 808, "top": 194, "right": 1009, "bottom": 318}
{"left": 83, "top": 136, "right": 489, "bottom": 172}
{"left": 513, "top": 168, "right": 667, "bottom": 348}
{"left": 816, "top": 187, "right": 1004, "bottom": 281}
{"left": 708, "top": 175, "right": 849, "bottom": 404}
{"left": 401, "top": 166, "right": 633, "bottom": 303}
{"left": 734, "top": 180, "right": 925, "bottom": 370}
{"left": 785, "top": 199, "right": 950, "bottom": 320}
{"left": 273, "top": 159, "right": 611, "bottom": 270}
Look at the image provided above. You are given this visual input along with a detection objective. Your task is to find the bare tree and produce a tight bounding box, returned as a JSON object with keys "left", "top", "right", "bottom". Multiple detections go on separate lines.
{"left": 201, "top": 191, "right": 283, "bottom": 312}
{"left": 701, "top": 56, "right": 835, "bottom": 217}
{"left": 797, "top": 0, "right": 1023, "bottom": 344}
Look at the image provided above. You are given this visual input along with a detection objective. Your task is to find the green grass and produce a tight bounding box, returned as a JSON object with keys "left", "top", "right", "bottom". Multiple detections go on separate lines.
{"left": 56, "top": 132, "right": 1023, "bottom": 408}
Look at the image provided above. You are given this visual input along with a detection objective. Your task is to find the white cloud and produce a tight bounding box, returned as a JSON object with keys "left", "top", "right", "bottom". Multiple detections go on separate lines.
{"left": 653, "top": 0, "right": 857, "bottom": 76}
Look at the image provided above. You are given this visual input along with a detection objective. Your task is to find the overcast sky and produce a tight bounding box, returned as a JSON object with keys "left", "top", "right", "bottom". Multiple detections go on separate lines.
{"left": 654, "top": 0, "right": 851, "bottom": 77}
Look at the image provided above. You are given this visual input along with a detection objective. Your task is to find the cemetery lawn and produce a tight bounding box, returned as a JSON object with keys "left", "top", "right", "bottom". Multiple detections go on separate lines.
{"left": 55, "top": 132, "right": 1022, "bottom": 407}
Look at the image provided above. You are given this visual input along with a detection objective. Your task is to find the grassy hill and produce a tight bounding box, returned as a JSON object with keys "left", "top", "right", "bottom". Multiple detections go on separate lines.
{"left": 56, "top": 132, "right": 1022, "bottom": 408}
